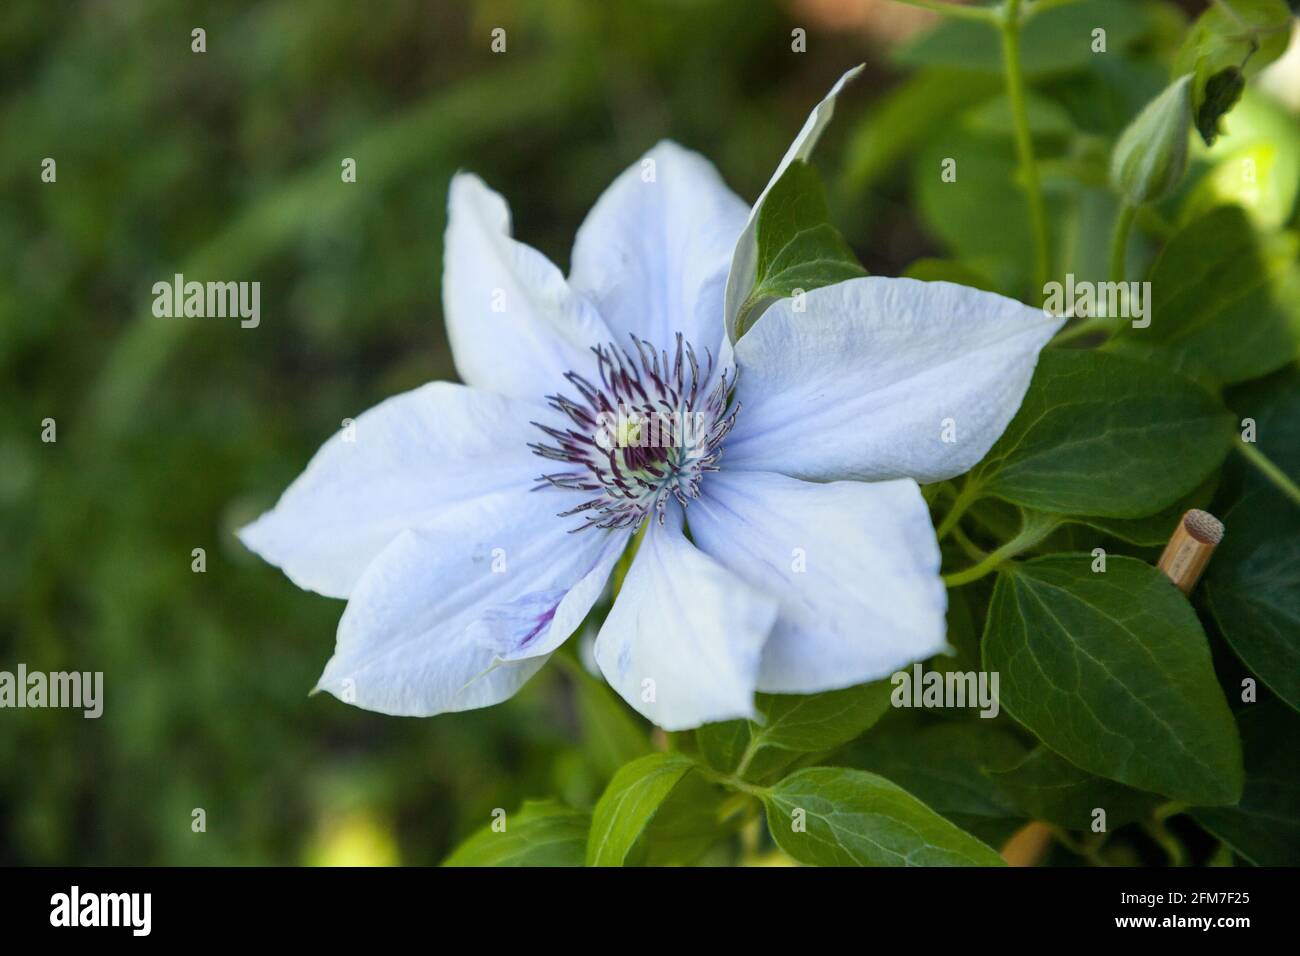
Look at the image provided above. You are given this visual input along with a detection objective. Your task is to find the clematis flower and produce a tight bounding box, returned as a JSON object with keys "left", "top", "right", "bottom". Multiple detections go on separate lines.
{"left": 239, "top": 68, "right": 1063, "bottom": 730}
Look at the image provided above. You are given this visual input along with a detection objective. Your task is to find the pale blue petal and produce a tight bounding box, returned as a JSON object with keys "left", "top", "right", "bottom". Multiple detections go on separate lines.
{"left": 443, "top": 173, "right": 609, "bottom": 399}
{"left": 688, "top": 470, "right": 946, "bottom": 693}
{"left": 315, "top": 490, "right": 629, "bottom": 716}
{"left": 238, "top": 382, "right": 547, "bottom": 599}
{"left": 569, "top": 141, "right": 748, "bottom": 356}
{"left": 594, "top": 505, "right": 777, "bottom": 730}
{"left": 725, "top": 277, "right": 1064, "bottom": 484}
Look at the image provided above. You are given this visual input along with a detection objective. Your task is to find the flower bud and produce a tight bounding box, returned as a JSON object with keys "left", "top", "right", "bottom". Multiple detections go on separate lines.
{"left": 1109, "top": 74, "right": 1195, "bottom": 205}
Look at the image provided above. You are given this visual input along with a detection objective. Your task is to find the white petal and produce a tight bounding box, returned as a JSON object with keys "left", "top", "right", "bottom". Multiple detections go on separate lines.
{"left": 688, "top": 470, "right": 947, "bottom": 693}
{"left": 724, "top": 277, "right": 1064, "bottom": 484}
{"left": 594, "top": 506, "right": 777, "bottom": 730}
{"left": 569, "top": 141, "right": 749, "bottom": 355}
{"left": 238, "top": 382, "right": 547, "bottom": 599}
{"left": 723, "top": 65, "right": 864, "bottom": 343}
{"left": 316, "top": 489, "right": 628, "bottom": 716}
{"left": 443, "top": 173, "right": 609, "bottom": 399}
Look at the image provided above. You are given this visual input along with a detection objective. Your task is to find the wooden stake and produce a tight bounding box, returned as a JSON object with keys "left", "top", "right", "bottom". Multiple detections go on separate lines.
{"left": 1157, "top": 509, "right": 1224, "bottom": 595}
{"left": 1000, "top": 821, "right": 1054, "bottom": 867}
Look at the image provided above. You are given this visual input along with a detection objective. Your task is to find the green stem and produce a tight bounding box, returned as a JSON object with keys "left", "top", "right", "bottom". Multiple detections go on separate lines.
{"left": 951, "top": 526, "right": 988, "bottom": 562}
{"left": 1236, "top": 441, "right": 1300, "bottom": 507}
{"left": 1049, "top": 826, "right": 1108, "bottom": 865}
{"left": 732, "top": 736, "right": 762, "bottom": 781}
{"left": 1142, "top": 816, "right": 1187, "bottom": 867}
{"left": 1000, "top": 0, "right": 1051, "bottom": 299}
{"left": 1109, "top": 200, "right": 1137, "bottom": 284}
{"left": 943, "top": 510, "right": 1060, "bottom": 587}
{"left": 935, "top": 480, "right": 981, "bottom": 540}
{"left": 698, "top": 764, "right": 770, "bottom": 799}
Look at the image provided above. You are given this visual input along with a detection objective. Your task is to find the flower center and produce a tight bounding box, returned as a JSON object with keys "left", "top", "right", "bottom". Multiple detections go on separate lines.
{"left": 530, "top": 334, "right": 738, "bottom": 532}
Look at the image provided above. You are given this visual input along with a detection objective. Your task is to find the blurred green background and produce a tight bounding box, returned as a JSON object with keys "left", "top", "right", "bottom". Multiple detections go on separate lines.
{"left": 2, "top": 0, "right": 1297, "bottom": 864}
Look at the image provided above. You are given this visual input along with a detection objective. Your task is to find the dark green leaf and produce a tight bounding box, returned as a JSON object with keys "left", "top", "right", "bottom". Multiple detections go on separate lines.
{"left": 989, "top": 746, "right": 1157, "bottom": 830}
{"left": 971, "top": 349, "right": 1235, "bottom": 517}
{"left": 752, "top": 681, "right": 894, "bottom": 754}
{"left": 763, "top": 767, "right": 1005, "bottom": 866}
{"left": 698, "top": 681, "right": 894, "bottom": 782}
{"left": 1191, "top": 701, "right": 1300, "bottom": 865}
{"left": 1204, "top": 371, "right": 1300, "bottom": 711}
{"left": 983, "top": 554, "right": 1243, "bottom": 804}
{"left": 1111, "top": 206, "right": 1300, "bottom": 387}
{"left": 1195, "top": 67, "right": 1245, "bottom": 146}
{"left": 587, "top": 752, "right": 694, "bottom": 866}
{"left": 1067, "top": 476, "right": 1218, "bottom": 547}
{"left": 1203, "top": 486, "right": 1300, "bottom": 711}
{"left": 844, "top": 722, "right": 1027, "bottom": 822}
{"left": 443, "top": 800, "right": 589, "bottom": 867}
{"left": 739, "top": 160, "right": 865, "bottom": 334}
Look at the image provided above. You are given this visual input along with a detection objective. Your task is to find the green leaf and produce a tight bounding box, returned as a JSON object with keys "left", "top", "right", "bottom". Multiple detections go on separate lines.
{"left": 896, "top": 0, "right": 1149, "bottom": 78}
{"left": 443, "top": 800, "right": 589, "bottom": 867}
{"left": 738, "top": 160, "right": 865, "bottom": 334}
{"left": 902, "top": 258, "right": 997, "bottom": 293}
{"left": 762, "top": 767, "right": 1006, "bottom": 866}
{"left": 1173, "top": 0, "right": 1292, "bottom": 144}
{"left": 1045, "top": 53, "right": 1167, "bottom": 138}
{"left": 841, "top": 68, "right": 1001, "bottom": 194}
{"left": 1203, "top": 488, "right": 1300, "bottom": 711}
{"left": 971, "top": 349, "right": 1235, "bottom": 518}
{"left": 1204, "top": 371, "right": 1300, "bottom": 711}
{"left": 914, "top": 127, "right": 1046, "bottom": 293}
{"left": 567, "top": 658, "right": 652, "bottom": 780}
{"left": 1195, "top": 67, "right": 1245, "bottom": 146}
{"left": 983, "top": 554, "right": 1244, "bottom": 804}
{"left": 586, "top": 752, "right": 694, "bottom": 866}
{"left": 752, "top": 681, "right": 894, "bottom": 754}
{"left": 965, "top": 93, "right": 1074, "bottom": 139}
{"left": 989, "top": 746, "right": 1157, "bottom": 830}
{"left": 1191, "top": 701, "right": 1300, "bottom": 865}
{"left": 1111, "top": 206, "right": 1300, "bottom": 388}
{"left": 698, "top": 681, "right": 894, "bottom": 781}
{"left": 1064, "top": 476, "right": 1218, "bottom": 547}
{"left": 695, "top": 719, "right": 750, "bottom": 774}
{"left": 843, "top": 722, "right": 1028, "bottom": 823}
{"left": 636, "top": 772, "right": 731, "bottom": 866}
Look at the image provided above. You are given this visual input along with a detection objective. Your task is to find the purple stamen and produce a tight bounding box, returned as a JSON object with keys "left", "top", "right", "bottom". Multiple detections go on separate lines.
{"left": 531, "top": 333, "right": 739, "bottom": 532}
